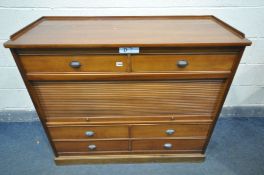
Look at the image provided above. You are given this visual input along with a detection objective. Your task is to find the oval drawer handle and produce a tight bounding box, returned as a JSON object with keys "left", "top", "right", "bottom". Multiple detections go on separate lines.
{"left": 163, "top": 143, "right": 173, "bottom": 149}
{"left": 85, "top": 131, "right": 95, "bottom": 137}
{"left": 69, "top": 61, "right": 81, "bottom": 68}
{"left": 177, "top": 60, "right": 188, "bottom": 68}
{"left": 88, "top": 144, "right": 96, "bottom": 150}
{"left": 166, "top": 129, "right": 175, "bottom": 135}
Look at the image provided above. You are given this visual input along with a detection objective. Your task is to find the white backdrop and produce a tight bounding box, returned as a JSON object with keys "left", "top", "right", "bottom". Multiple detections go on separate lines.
{"left": 0, "top": 0, "right": 264, "bottom": 111}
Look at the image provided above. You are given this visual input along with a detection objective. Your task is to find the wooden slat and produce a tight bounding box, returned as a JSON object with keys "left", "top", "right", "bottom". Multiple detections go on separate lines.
{"left": 26, "top": 71, "right": 230, "bottom": 81}
{"left": 55, "top": 153, "right": 205, "bottom": 164}
{"left": 46, "top": 115, "right": 213, "bottom": 125}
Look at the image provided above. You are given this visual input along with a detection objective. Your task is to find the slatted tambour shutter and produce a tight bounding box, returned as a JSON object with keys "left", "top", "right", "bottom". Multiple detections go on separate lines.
{"left": 32, "top": 80, "right": 225, "bottom": 118}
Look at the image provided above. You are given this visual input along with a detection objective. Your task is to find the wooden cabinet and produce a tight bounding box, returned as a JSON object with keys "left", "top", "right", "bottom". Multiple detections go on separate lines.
{"left": 4, "top": 16, "right": 251, "bottom": 165}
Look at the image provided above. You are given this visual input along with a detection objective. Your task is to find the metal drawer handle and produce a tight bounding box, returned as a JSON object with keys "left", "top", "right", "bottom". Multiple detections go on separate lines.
{"left": 88, "top": 144, "right": 96, "bottom": 150}
{"left": 164, "top": 143, "right": 172, "bottom": 149}
{"left": 166, "top": 129, "right": 175, "bottom": 135}
{"left": 177, "top": 60, "right": 188, "bottom": 68}
{"left": 85, "top": 131, "right": 94, "bottom": 137}
{"left": 69, "top": 61, "right": 81, "bottom": 68}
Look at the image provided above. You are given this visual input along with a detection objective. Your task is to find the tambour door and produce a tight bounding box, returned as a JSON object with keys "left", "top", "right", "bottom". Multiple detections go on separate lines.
{"left": 31, "top": 80, "right": 226, "bottom": 118}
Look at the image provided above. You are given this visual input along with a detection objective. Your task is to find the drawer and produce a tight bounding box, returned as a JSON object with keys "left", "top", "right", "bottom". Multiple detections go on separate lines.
{"left": 48, "top": 125, "right": 129, "bottom": 139}
{"left": 54, "top": 140, "right": 129, "bottom": 152}
{"left": 131, "top": 54, "right": 236, "bottom": 72}
{"left": 132, "top": 139, "right": 205, "bottom": 151}
{"left": 20, "top": 55, "right": 127, "bottom": 73}
{"left": 131, "top": 124, "right": 210, "bottom": 138}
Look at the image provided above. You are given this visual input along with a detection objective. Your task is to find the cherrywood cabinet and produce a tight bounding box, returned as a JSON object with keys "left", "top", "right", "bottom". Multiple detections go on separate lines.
{"left": 4, "top": 16, "right": 251, "bottom": 165}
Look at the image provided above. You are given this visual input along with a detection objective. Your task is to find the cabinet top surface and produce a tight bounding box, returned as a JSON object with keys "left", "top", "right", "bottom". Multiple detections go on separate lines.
{"left": 4, "top": 16, "right": 251, "bottom": 49}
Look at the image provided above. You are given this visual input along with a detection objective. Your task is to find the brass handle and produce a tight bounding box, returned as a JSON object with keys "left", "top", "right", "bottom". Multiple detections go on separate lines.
{"left": 69, "top": 61, "right": 81, "bottom": 68}
{"left": 177, "top": 60, "right": 188, "bottom": 68}
{"left": 85, "top": 131, "right": 94, "bottom": 137}
{"left": 164, "top": 143, "right": 172, "bottom": 149}
{"left": 88, "top": 144, "right": 96, "bottom": 150}
{"left": 166, "top": 129, "right": 175, "bottom": 135}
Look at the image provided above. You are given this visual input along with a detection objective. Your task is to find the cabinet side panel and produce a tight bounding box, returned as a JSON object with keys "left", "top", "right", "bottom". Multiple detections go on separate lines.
{"left": 202, "top": 47, "right": 246, "bottom": 153}
{"left": 10, "top": 49, "right": 58, "bottom": 156}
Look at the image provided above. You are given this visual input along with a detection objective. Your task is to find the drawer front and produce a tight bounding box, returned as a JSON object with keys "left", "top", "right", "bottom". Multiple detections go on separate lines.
{"left": 131, "top": 124, "right": 210, "bottom": 138}
{"left": 48, "top": 125, "right": 129, "bottom": 139}
{"left": 20, "top": 55, "right": 127, "bottom": 73}
{"left": 32, "top": 80, "right": 225, "bottom": 117}
{"left": 132, "top": 54, "right": 235, "bottom": 72}
{"left": 54, "top": 140, "right": 129, "bottom": 152}
{"left": 132, "top": 139, "right": 205, "bottom": 151}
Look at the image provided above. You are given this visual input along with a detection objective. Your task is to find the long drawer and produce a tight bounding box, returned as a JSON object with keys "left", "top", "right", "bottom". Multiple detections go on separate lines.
{"left": 131, "top": 124, "right": 210, "bottom": 138}
{"left": 54, "top": 140, "right": 129, "bottom": 152}
{"left": 131, "top": 54, "right": 235, "bottom": 72}
{"left": 48, "top": 125, "right": 129, "bottom": 139}
{"left": 132, "top": 139, "right": 205, "bottom": 151}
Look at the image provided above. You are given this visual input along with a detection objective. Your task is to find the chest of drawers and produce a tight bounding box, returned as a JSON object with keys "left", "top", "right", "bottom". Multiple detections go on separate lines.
{"left": 4, "top": 16, "right": 251, "bottom": 165}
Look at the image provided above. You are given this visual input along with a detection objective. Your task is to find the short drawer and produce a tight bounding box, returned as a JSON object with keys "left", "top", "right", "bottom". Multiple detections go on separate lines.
{"left": 132, "top": 139, "right": 205, "bottom": 151}
{"left": 54, "top": 140, "right": 129, "bottom": 152}
{"left": 48, "top": 125, "right": 129, "bottom": 139}
{"left": 20, "top": 55, "right": 128, "bottom": 73}
{"left": 131, "top": 124, "right": 210, "bottom": 138}
{"left": 131, "top": 54, "right": 236, "bottom": 72}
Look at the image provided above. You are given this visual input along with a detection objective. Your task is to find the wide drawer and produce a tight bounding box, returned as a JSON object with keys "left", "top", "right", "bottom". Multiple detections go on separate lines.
{"left": 132, "top": 54, "right": 236, "bottom": 72}
{"left": 131, "top": 124, "right": 210, "bottom": 138}
{"left": 20, "top": 55, "right": 128, "bottom": 73}
{"left": 48, "top": 125, "right": 129, "bottom": 139}
{"left": 54, "top": 140, "right": 129, "bottom": 152}
{"left": 132, "top": 139, "right": 205, "bottom": 151}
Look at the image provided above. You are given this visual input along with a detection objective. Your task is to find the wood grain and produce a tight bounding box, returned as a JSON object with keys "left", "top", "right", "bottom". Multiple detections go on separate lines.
{"left": 4, "top": 16, "right": 251, "bottom": 48}
{"left": 32, "top": 80, "right": 225, "bottom": 117}
{"left": 132, "top": 54, "right": 235, "bottom": 72}
{"left": 54, "top": 140, "right": 129, "bottom": 152}
{"left": 20, "top": 55, "right": 128, "bottom": 73}
{"left": 48, "top": 125, "right": 128, "bottom": 139}
{"left": 132, "top": 139, "right": 205, "bottom": 151}
{"left": 55, "top": 153, "right": 205, "bottom": 164}
{"left": 131, "top": 124, "right": 210, "bottom": 138}
{"left": 57, "top": 150, "right": 202, "bottom": 156}
{"left": 46, "top": 115, "right": 213, "bottom": 125}
{"left": 26, "top": 71, "right": 231, "bottom": 81}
